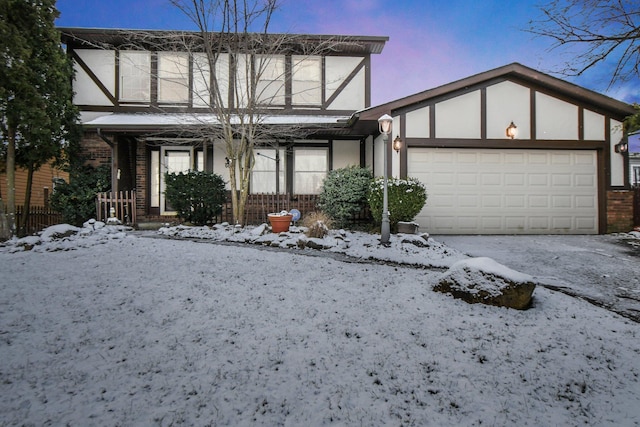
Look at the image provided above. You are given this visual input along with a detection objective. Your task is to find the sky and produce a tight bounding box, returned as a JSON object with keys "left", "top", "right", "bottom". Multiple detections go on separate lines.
{"left": 55, "top": 0, "right": 639, "bottom": 108}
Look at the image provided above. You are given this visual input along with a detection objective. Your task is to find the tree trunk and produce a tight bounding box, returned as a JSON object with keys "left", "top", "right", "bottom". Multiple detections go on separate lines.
{"left": 6, "top": 127, "right": 17, "bottom": 238}
{"left": 0, "top": 199, "right": 8, "bottom": 241}
{"left": 18, "top": 165, "right": 35, "bottom": 237}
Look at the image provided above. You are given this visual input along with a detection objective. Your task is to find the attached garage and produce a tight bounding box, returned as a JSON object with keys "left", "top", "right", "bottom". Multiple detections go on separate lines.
{"left": 357, "top": 63, "right": 635, "bottom": 234}
{"left": 408, "top": 148, "right": 598, "bottom": 234}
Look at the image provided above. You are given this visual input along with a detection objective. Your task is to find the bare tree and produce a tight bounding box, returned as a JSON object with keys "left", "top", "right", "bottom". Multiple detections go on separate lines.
{"left": 113, "top": 0, "right": 357, "bottom": 225}
{"left": 527, "top": 0, "right": 639, "bottom": 89}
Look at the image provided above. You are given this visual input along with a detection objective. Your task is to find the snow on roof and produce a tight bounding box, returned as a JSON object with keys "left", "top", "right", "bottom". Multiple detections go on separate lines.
{"left": 83, "top": 113, "right": 351, "bottom": 129}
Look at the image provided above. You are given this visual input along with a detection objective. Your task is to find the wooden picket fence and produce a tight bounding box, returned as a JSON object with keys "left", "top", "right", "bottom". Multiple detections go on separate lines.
{"left": 216, "top": 193, "right": 372, "bottom": 226}
{"left": 217, "top": 193, "right": 319, "bottom": 225}
{"left": 96, "top": 190, "right": 137, "bottom": 225}
{"left": 15, "top": 206, "right": 63, "bottom": 236}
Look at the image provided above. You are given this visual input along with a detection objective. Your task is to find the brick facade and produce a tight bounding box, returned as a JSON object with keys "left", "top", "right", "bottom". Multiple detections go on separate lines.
{"left": 80, "top": 132, "right": 112, "bottom": 168}
{"left": 135, "top": 141, "right": 147, "bottom": 220}
{"left": 606, "top": 190, "right": 634, "bottom": 233}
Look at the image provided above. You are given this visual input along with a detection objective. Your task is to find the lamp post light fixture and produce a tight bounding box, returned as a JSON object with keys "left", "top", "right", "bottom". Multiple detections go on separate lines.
{"left": 506, "top": 121, "right": 518, "bottom": 139}
{"left": 378, "top": 114, "right": 393, "bottom": 244}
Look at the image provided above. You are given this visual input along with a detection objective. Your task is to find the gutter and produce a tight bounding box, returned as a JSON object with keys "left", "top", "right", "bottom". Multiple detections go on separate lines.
{"left": 96, "top": 128, "right": 115, "bottom": 147}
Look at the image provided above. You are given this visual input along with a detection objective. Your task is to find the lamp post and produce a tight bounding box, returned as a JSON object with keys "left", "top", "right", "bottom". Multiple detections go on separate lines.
{"left": 378, "top": 114, "right": 393, "bottom": 244}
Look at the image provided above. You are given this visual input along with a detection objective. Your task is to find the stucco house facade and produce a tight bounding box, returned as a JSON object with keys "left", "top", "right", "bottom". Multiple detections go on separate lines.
{"left": 357, "top": 63, "right": 635, "bottom": 234}
{"left": 60, "top": 28, "right": 635, "bottom": 234}
{"left": 59, "top": 27, "right": 387, "bottom": 222}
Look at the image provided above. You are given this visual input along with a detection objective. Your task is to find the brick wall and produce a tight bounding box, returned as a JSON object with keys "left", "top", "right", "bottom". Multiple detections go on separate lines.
{"left": 80, "top": 133, "right": 112, "bottom": 168}
{"left": 606, "top": 190, "right": 634, "bottom": 233}
{"left": 135, "top": 142, "right": 147, "bottom": 219}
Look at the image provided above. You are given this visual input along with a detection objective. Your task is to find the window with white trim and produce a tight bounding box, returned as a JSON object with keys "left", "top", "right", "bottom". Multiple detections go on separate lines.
{"left": 251, "top": 149, "right": 285, "bottom": 194}
{"left": 292, "top": 56, "right": 322, "bottom": 106}
{"left": 158, "top": 52, "right": 189, "bottom": 104}
{"left": 119, "top": 51, "right": 150, "bottom": 102}
{"left": 294, "top": 148, "right": 327, "bottom": 194}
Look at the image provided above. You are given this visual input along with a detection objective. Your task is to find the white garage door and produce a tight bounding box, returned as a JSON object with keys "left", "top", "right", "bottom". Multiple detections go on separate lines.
{"left": 408, "top": 149, "right": 598, "bottom": 234}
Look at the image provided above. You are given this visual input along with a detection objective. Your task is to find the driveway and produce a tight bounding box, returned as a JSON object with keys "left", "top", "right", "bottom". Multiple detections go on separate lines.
{"left": 435, "top": 234, "right": 640, "bottom": 322}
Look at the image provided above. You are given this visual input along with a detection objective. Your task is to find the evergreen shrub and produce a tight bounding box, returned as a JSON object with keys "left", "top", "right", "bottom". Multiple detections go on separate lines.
{"left": 368, "top": 177, "right": 427, "bottom": 229}
{"left": 50, "top": 164, "right": 111, "bottom": 226}
{"left": 164, "top": 171, "right": 226, "bottom": 225}
{"left": 317, "top": 166, "right": 372, "bottom": 228}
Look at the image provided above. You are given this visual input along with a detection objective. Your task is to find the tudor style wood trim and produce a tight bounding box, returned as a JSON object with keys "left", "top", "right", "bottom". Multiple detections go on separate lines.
{"left": 71, "top": 49, "right": 119, "bottom": 106}
{"left": 322, "top": 57, "right": 367, "bottom": 109}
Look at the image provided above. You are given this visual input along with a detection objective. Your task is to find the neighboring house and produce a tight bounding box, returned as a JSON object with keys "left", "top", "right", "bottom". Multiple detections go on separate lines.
{"left": 0, "top": 162, "right": 68, "bottom": 208}
{"left": 631, "top": 153, "right": 640, "bottom": 187}
{"left": 355, "top": 63, "right": 635, "bottom": 234}
{"left": 60, "top": 27, "right": 635, "bottom": 235}
{"left": 59, "top": 27, "right": 387, "bottom": 223}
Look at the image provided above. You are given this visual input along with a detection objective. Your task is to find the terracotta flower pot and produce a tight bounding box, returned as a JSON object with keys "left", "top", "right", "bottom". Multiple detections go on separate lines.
{"left": 268, "top": 213, "right": 293, "bottom": 233}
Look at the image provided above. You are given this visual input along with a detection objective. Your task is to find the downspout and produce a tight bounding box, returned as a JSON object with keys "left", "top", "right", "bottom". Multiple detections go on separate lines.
{"left": 97, "top": 128, "right": 118, "bottom": 193}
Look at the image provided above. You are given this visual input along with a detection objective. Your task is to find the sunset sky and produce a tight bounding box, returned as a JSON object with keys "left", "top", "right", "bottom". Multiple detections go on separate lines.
{"left": 55, "top": 0, "right": 639, "bottom": 108}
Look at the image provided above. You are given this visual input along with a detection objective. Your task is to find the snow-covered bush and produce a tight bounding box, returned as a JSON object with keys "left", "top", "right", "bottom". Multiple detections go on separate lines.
{"left": 368, "top": 177, "right": 427, "bottom": 230}
{"left": 317, "top": 166, "right": 372, "bottom": 228}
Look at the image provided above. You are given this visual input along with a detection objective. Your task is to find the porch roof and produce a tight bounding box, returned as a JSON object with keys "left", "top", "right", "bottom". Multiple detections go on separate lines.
{"left": 83, "top": 112, "right": 356, "bottom": 134}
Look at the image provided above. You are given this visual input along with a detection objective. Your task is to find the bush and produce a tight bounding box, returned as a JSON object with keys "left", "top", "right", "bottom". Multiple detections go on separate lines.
{"left": 302, "top": 211, "right": 333, "bottom": 238}
{"left": 164, "top": 171, "right": 226, "bottom": 225}
{"left": 49, "top": 164, "right": 111, "bottom": 226}
{"left": 368, "top": 177, "right": 427, "bottom": 230}
{"left": 317, "top": 166, "right": 372, "bottom": 228}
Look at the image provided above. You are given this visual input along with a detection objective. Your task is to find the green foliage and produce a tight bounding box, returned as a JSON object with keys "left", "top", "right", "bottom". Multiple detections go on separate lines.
{"left": 317, "top": 166, "right": 373, "bottom": 228}
{"left": 0, "top": 0, "right": 80, "bottom": 168}
{"left": 368, "top": 177, "right": 427, "bottom": 229}
{"left": 164, "top": 171, "right": 226, "bottom": 225}
{"left": 625, "top": 104, "right": 640, "bottom": 134}
{"left": 49, "top": 165, "right": 111, "bottom": 226}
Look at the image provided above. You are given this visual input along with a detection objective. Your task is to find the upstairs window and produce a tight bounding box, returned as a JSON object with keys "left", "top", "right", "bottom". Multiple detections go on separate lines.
{"left": 292, "top": 56, "right": 322, "bottom": 106}
{"left": 255, "top": 55, "right": 285, "bottom": 106}
{"left": 119, "top": 51, "right": 150, "bottom": 102}
{"left": 158, "top": 52, "right": 189, "bottom": 104}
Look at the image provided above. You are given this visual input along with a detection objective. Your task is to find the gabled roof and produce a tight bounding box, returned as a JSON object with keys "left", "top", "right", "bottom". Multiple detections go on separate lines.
{"left": 58, "top": 27, "right": 388, "bottom": 55}
{"left": 357, "top": 62, "right": 635, "bottom": 124}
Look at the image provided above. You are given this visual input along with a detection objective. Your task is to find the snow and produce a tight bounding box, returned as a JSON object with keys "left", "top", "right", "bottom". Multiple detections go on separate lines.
{"left": 1, "top": 223, "right": 640, "bottom": 426}
{"left": 83, "top": 112, "right": 351, "bottom": 127}
{"left": 439, "top": 257, "right": 535, "bottom": 297}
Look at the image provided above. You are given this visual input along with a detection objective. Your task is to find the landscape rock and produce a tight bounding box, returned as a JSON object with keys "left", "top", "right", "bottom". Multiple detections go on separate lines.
{"left": 433, "top": 257, "right": 536, "bottom": 310}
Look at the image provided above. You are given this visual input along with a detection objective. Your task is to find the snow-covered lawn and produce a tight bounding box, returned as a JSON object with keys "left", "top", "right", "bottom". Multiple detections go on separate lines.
{"left": 1, "top": 223, "right": 639, "bottom": 426}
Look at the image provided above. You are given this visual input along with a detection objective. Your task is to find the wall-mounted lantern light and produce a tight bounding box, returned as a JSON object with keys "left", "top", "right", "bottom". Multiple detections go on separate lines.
{"left": 225, "top": 157, "right": 231, "bottom": 168}
{"left": 614, "top": 141, "right": 628, "bottom": 154}
{"left": 393, "top": 136, "right": 402, "bottom": 153}
{"left": 506, "top": 121, "right": 518, "bottom": 139}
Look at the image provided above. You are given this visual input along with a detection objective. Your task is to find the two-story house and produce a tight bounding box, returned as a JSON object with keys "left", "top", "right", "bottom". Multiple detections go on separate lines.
{"left": 59, "top": 27, "right": 387, "bottom": 222}
{"left": 61, "top": 28, "right": 635, "bottom": 234}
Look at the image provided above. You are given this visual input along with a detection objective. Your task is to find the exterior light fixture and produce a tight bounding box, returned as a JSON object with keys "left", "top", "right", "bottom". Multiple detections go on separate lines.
{"left": 614, "top": 141, "right": 628, "bottom": 154}
{"left": 393, "top": 135, "right": 402, "bottom": 153}
{"left": 506, "top": 121, "right": 518, "bottom": 139}
{"left": 377, "top": 114, "right": 393, "bottom": 245}
{"left": 225, "top": 157, "right": 231, "bottom": 168}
